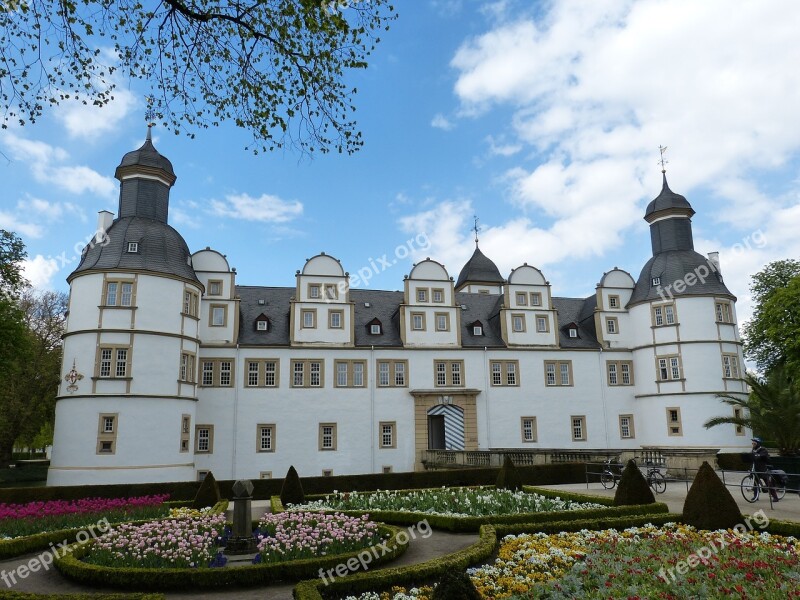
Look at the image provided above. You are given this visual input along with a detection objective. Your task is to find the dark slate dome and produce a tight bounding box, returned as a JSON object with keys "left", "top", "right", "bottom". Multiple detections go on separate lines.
{"left": 69, "top": 216, "right": 199, "bottom": 283}
{"left": 628, "top": 250, "right": 734, "bottom": 306}
{"left": 115, "top": 134, "right": 175, "bottom": 178}
{"left": 456, "top": 246, "right": 504, "bottom": 289}
{"left": 645, "top": 173, "right": 694, "bottom": 220}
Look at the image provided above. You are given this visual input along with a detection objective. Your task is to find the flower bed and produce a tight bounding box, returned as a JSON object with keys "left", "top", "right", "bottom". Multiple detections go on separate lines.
{"left": 293, "top": 487, "right": 602, "bottom": 517}
{"left": 0, "top": 495, "right": 171, "bottom": 538}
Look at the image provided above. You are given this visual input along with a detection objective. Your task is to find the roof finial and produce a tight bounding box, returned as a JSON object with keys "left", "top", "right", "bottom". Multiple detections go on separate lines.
{"left": 145, "top": 95, "right": 157, "bottom": 141}
{"left": 472, "top": 215, "right": 480, "bottom": 247}
{"left": 658, "top": 145, "right": 669, "bottom": 174}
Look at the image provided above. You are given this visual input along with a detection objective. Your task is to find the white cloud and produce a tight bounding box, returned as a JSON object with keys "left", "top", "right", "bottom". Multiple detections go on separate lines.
{"left": 210, "top": 193, "right": 303, "bottom": 223}
{"left": 431, "top": 114, "right": 455, "bottom": 131}
{"left": 57, "top": 88, "right": 137, "bottom": 140}
{"left": 22, "top": 255, "right": 60, "bottom": 289}
{"left": 0, "top": 211, "right": 44, "bottom": 239}
{"left": 485, "top": 135, "right": 521, "bottom": 157}
{"left": 19, "top": 196, "right": 87, "bottom": 222}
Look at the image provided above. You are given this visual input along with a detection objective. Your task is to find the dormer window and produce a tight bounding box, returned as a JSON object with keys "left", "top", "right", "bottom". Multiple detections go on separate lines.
{"left": 370, "top": 324, "right": 381, "bottom": 335}
{"left": 651, "top": 277, "right": 661, "bottom": 286}
{"left": 569, "top": 328, "right": 578, "bottom": 338}
{"left": 127, "top": 242, "right": 139, "bottom": 253}
{"left": 257, "top": 321, "right": 268, "bottom": 331}
{"left": 473, "top": 326, "right": 483, "bottom": 336}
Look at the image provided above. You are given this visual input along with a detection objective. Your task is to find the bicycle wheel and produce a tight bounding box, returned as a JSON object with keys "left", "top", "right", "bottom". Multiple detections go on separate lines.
{"left": 741, "top": 474, "right": 759, "bottom": 503}
{"left": 649, "top": 471, "right": 666, "bottom": 494}
{"left": 601, "top": 470, "right": 616, "bottom": 489}
{"left": 770, "top": 475, "right": 787, "bottom": 500}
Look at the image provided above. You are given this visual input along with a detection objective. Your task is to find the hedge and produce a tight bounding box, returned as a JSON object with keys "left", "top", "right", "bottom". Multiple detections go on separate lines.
{"left": 522, "top": 485, "right": 616, "bottom": 506}
{"left": 0, "top": 463, "right": 587, "bottom": 504}
{"left": 0, "top": 594, "right": 164, "bottom": 600}
{"left": 493, "top": 511, "right": 680, "bottom": 536}
{"left": 293, "top": 524, "right": 497, "bottom": 600}
{"left": 53, "top": 524, "right": 406, "bottom": 590}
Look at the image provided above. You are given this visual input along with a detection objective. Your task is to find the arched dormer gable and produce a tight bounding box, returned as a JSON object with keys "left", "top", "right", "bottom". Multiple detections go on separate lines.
{"left": 508, "top": 264, "right": 547, "bottom": 286}
{"left": 192, "top": 247, "right": 231, "bottom": 273}
{"left": 598, "top": 268, "right": 635, "bottom": 289}
{"left": 408, "top": 258, "right": 450, "bottom": 281}
{"left": 302, "top": 252, "right": 346, "bottom": 277}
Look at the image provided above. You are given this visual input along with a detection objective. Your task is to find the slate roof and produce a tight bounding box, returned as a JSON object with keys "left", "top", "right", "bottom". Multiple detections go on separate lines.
{"left": 236, "top": 286, "right": 601, "bottom": 349}
{"left": 554, "top": 296, "right": 601, "bottom": 349}
{"left": 628, "top": 250, "right": 735, "bottom": 306}
{"left": 455, "top": 246, "right": 505, "bottom": 288}
{"left": 645, "top": 174, "right": 694, "bottom": 219}
{"left": 69, "top": 216, "right": 199, "bottom": 283}
{"left": 115, "top": 135, "right": 175, "bottom": 179}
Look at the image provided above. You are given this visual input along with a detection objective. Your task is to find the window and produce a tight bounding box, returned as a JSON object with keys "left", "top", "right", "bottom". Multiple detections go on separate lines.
{"left": 716, "top": 301, "right": 733, "bottom": 323}
{"left": 324, "top": 284, "right": 338, "bottom": 300}
{"left": 127, "top": 242, "right": 139, "bottom": 253}
{"left": 179, "top": 352, "right": 195, "bottom": 383}
{"left": 473, "top": 325, "right": 483, "bottom": 336}
{"left": 666, "top": 407, "right": 682, "bottom": 436}
{"left": 733, "top": 408, "right": 745, "bottom": 436}
{"left": 319, "top": 423, "right": 337, "bottom": 451}
{"left": 329, "top": 310, "right": 343, "bottom": 329}
{"left": 521, "top": 417, "right": 537, "bottom": 442}
{"left": 417, "top": 288, "right": 428, "bottom": 302}
{"left": 96, "top": 414, "right": 118, "bottom": 455}
{"left": 245, "top": 360, "right": 279, "bottom": 387}
{"left": 180, "top": 414, "right": 191, "bottom": 452}
{"left": 302, "top": 309, "right": 316, "bottom": 329}
{"left": 432, "top": 288, "right": 444, "bottom": 303}
{"left": 607, "top": 361, "right": 634, "bottom": 386}
{"left": 377, "top": 360, "right": 408, "bottom": 387}
{"left": 97, "top": 347, "right": 130, "bottom": 379}
{"left": 656, "top": 355, "right": 683, "bottom": 381}
{"left": 260, "top": 471, "right": 273, "bottom": 479}
{"left": 291, "top": 359, "right": 324, "bottom": 388}
{"left": 334, "top": 360, "right": 366, "bottom": 387}
{"left": 515, "top": 292, "right": 527, "bottom": 306}
{"left": 511, "top": 314, "right": 526, "bottom": 332}
{"left": 379, "top": 422, "right": 396, "bottom": 448}
{"left": 309, "top": 284, "right": 321, "bottom": 299}
{"left": 104, "top": 281, "right": 134, "bottom": 307}
{"left": 435, "top": 312, "right": 450, "bottom": 332}
{"left": 195, "top": 425, "right": 214, "bottom": 453}
{"left": 606, "top": 317, "right": 618, "bottom": 334}
{"left": 208, "top": 280, "right": 222, "bottom": 296}
{"left": 652, "top": 304, "right": 676, "bottom": 326}
{"left": 608, "top": 295, "right": 620, "bottom": 309}
{"left": 544, "top": 360, "right": 573, "bottom": 386}
{"left": 490, "top": 361, "right": 519, "bottom": 386}
{"left": 434, "top": 360, "right": 464, "bottom": 387}
{"left": 536, "top": 314, "right": 549, "bottom": 333}
{"left": 568, "top": 327, "right": 578, "bottom": 338}
{"left": 382, "top": 466, "right": 393, "bottom": 474}
{"left": 199, "top": 359, "right": 234, "bottom": 387}
{"left": 322, "top": 469, "right": 334, "bottom": 477}
{"left": 619, "top": 414, "right": 635, "bottom": 439}
{"left": 370, "top": 324, "right": 381, "bottom": 335}
{"left": 197, "top": 471, "right": 209, "bottom": 482}
{"left": 722, "top": 354, "right": 740, "bottom": 379}
{"left": 530, "top": 292, "right": 542, "bottom": 307}
{"left": 100, "top": 414, "right": 115, "bottom": 432}
{"left": 571, "top": 416, "right": 586, "bottom": 441}
{"left": 256, "top": 319, "right": 269, "bottom": 331}
{"left": 652, "top": 277, "right": 661, "bottom": 286}
{"left": 411, "top": 312, "right": 425, "bottom": 331}
{"left": 209, "top": 304, "right": 227, "bottom": 327}
{"left": 183, "top": 290, "right": 199, "bottom": 317}
{"left": 257, "top": 424, "right": 275, "bottom": 452}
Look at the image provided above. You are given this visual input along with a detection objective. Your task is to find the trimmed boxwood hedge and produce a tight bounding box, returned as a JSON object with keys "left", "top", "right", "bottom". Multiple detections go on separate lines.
{"left": 53, "top": 524, "right": 407, "bottom": 590}
{"left": 0, "top": 594, "right": 164, "bottom": 600}
{"left": 293, "top": 525, "right": 497, "bottom": 600}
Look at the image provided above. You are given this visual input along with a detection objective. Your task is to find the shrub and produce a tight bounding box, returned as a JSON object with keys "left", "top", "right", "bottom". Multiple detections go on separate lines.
{"left": 192, "top": 472, "right": 221, "bottom": 509}
{"left": 495, "top": 456, "right": 522, "bottom": 491}
{"left": 613, "top": 460, "right": 655, "bottom": 506}
{"left": 682, "top": 461, "right": 742, "bottom": 531}
{"left": 280, "top": 465, "right": 305, "bottom": 506}
{"left": 432, "top": 570, "right": 481, "bottom": 600}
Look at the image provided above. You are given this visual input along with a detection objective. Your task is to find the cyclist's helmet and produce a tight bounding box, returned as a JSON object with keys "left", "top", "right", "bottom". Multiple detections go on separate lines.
{"left": 752, "top": 437, "right": 763, "bottom": 445}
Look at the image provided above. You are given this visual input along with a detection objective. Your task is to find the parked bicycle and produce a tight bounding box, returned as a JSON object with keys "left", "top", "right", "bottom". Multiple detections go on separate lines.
{"left": 600, "top": 458, "right": 666, "bottom": 494}
{"left": 741, "top": 462, "right": 787, "bottom": 503}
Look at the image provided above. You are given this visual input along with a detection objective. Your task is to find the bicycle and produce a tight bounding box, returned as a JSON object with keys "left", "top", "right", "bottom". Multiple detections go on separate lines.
{"left": 600, "top": 458, "right": 622, "bottom": 489}
{"left": 741, "top": 463, "right": 787, "bottom": 503}
{"left": 641, "top": 460, "right": 667, "bottom": 494}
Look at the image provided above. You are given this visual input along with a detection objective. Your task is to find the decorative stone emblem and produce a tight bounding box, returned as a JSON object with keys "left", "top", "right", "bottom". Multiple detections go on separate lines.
{"left": 64, "top": 359, "right": 84, "bottom": 393}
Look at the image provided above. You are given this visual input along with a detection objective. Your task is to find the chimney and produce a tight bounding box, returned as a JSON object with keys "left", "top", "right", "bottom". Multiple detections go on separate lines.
{"left": 95, "top": 210, "right": 114, "bottom": 244}
{"left": 707, "top": 251, "right": 721, "bottom": 274}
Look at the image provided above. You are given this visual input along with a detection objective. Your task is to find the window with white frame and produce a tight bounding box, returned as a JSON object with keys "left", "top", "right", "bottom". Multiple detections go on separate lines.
{"left": 199, "top": 359, "right": 234, "bottom": 387}
{"left": 656, "top": 355, "right": 682, "bottom": 381}
{"left": 319, "top": 423, "right": 337, "bottom": 450}
{"left": 515, "top": 292, "right": 527, "bottom": 306}
{"left": 652, "top": 304, "right": 676, "bottom": 326}
{"left": 97, "top": 347, "right": 130, "bottom": 379}
{"left": 195, "top": 425, "right": 214, "bottom": 453}
{"left": 329, "top": 310, "right": 343, "bottom": 329}
{"left": 257, "top": 424, "right": 275, "bottom": 452}
{"left": 417, "top": 288, "right": 428, "bottom": 302}
{"left": 432, "top": 289, "right": 444, "bottom": 303}
{"left": 536, "top": 314, "right": 549, "bottom": 333}
{"left": 722, "top": 354, "right": 740, "bottom": 379}
{"left": 512, "top": 314, "right": 525, "bottom": 332}
{"left": 379, "top": 422, "right": 396, "bottom": 448}
{"left": 490, "top": 361, "right": 519, "bottom": 386}
{"left": 544, "top": 360, "right": 572, "bottom": 386}
{"left": 571, "top": 416, "right": 586, "bottom": 441}
{"left": 377, "top": 360, "right": 407, "bottom": 387}
{"left": 291, "top": 359, "right": 324, "bottom": 388}
{"left": 97, "top": 413, "right": 118, "bottom": 455}
{"left": 435, "top": 312, "right": 450, "bottom": 332}
{"left": 302, "top": 310, "right": 316, "bottom": 329}
{"left": 607, "top": 361, "right": 634, "bottom": 386}
{"left": 104, "top": 281, "right": 134, "bottom": 307}
{"left": 521, "top": 417, "right": 537, "bottom": 442}
{"left": 715, "top": 301, "right": 733, "bottom": 323}
{"left": 606, "top": 317, "right": 618, "bottom": 334}
{"left": 127, "top": 242, "right": 139, "bottom": 253}
{"left": 179, "top": 352, "right": 195, "bottom": 383}
{"left": 370, "top": 323, "right": 381, "bottom": 335}
{"left": 210, "top": 305, "right": 227, "bottom": 327}
{"left": 733, "top": 408, "right": 745, "bottom": 436}
{"left": 666, "top": 407, "right": 682, "bottom": 436}
{"left": 619, "top": 414, "right": 634, "bottom": 439}
{"left": 530, "top": 292, "right": 542, "bottom": 306}
{"left": 334, "top": 360, "right": 365, "bottom": 387}
{"left": 411, "top": 312, "right": 425, "bottom": 331}
{"left": 608, "top": 295, "right": 620, "bottom": 309}
{"left": 434, "top": 360, "right": 464, "bottom": 387}
{"left": 208, "top": 280, "right": 222, "bottom": 296}
{"left": 309, "top": 284, "right": 321, "bottom": 299}
{"left": 183, "top": 290, "right": 199, "bottom": 317}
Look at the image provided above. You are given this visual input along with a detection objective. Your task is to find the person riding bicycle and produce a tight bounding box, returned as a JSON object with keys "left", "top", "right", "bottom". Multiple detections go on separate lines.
{"left": 752, "top": 437, "right": 780, "bottom": 502}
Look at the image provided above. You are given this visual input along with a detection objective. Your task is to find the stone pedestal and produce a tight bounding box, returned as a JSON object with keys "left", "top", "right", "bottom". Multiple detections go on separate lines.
{"left": 224, "top": 479, "right": 258, "bottom": 556}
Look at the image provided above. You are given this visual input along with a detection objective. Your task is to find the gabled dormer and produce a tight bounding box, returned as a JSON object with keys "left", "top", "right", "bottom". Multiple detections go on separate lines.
{"left": 500, "top": 264, "right": 558, "bottom": 346}
{"left": 254, "top": 313, "right": 270, "bottom": 332}
{"left": 291, "top": 252, "right": 354, "bottom": 347}
{"left": 193, "top": 248, "right": 238, "bottom": 346}
{"left": 400, "top": 259, "right": 460, "bottom": 347}
{"left": 594, "top": 268, "right": 635, "bottom": 349}
{"left": 366, "top": 317, "right": 383, "bottom": 336}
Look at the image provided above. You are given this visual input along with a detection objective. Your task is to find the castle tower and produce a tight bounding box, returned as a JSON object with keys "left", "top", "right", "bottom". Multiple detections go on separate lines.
{"left": 626, "top": 173, "right": 747, "bottom": 448}
{"left": 48, "top": 131, "right": 203, "bottom": 485}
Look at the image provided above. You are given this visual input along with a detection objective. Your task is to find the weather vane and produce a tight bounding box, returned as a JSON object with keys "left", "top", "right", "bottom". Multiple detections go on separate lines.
{"left": 472, "top": 215, "right": 480, "bottom": 247}
{"left": 145, "top": 96, "right": 157, "bottom": 129}
{"left": 658, "top": 145, "right": 669, "bottom": 173}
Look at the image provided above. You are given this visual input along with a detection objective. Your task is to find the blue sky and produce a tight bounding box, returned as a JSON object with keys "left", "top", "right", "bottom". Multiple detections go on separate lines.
{"left": 2, "top": 0, "right": 800, "bottom": 326}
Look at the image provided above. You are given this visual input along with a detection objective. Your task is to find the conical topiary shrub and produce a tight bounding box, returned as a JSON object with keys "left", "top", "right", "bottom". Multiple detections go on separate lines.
{"left": 613, "top": 460, "right": 655, "bottom": 506}
{"left": 682, "top": 461, "right": 742, "bottom": 530}
{"left": 280, "top": 465, "right": 305, "bottom": 507}
{"left": 192, "top": 471, "right": 221, "bottom": 509}
{"left": 496, "top": 455, "right": 523, "bottom": 491}
{"left": 431, "top": 570, "right": 481, "bottom": 600}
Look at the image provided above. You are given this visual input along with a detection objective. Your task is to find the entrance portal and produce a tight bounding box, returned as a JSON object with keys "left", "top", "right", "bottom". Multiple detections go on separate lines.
{"left": 426, "top": 404, "right": 465, "bottom": 450}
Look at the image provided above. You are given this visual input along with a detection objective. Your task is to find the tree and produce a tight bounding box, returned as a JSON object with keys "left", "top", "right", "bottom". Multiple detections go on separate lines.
{"left": 1, "top": 0, "right": 396, "bottom": 155}
{"left": 704, "top": 365, "right": 800, "bottom": 455}
{"left": 0, "top": 229, "right": 27, "bottom": 297}
{"left": 743, "top": 259, "right": 800, "bottom": 373}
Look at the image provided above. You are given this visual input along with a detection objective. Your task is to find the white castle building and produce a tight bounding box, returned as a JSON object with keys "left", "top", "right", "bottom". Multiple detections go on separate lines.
{"left": 48, "top": 133, "right": 750, "bottom": 485}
